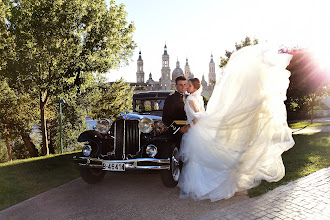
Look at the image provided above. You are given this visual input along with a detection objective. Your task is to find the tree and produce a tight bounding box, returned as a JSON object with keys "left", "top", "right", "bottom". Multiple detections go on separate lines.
{"left": 220, "top": 36, "right": 259, "bottom": 68}
{"left": 47, "top": 72, "right": 100, "bottom": 153}
{"left": 0, "top": 80, "right": 17, "bottom": 161}
{"left": 281, "top": 47, "right": 329, "bottom": 122}
{"left": 2, "top": 0, "right": 136, "bottom": 155}
{"left": 0, "top": 0, "right": 12, "bottom": 72}
{"left": 47, "top": 96, "right": 90, "bottom": 154}
{"left": 1, "top": 1, "right": 39, "bottom": 159}
{"left": 92, "top": 78, "right": 134, "bottom": 120}
{"left": 0, "top": 80, "right": 39, "bottom": 161}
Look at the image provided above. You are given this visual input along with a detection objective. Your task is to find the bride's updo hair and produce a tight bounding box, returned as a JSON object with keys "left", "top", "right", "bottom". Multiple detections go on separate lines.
{"left": 189, "top": 78, "right": 201, "bottom": 90}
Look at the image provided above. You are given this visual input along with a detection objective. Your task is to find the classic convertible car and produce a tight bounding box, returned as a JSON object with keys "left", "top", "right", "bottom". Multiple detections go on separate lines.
{"left": 73, "top": 90, "right": 183, "bottom": 187}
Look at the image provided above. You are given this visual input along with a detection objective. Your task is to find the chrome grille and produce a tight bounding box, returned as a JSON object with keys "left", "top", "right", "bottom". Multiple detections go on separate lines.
{"left": 114, "top": 119, "right": 140, "bottom": 158}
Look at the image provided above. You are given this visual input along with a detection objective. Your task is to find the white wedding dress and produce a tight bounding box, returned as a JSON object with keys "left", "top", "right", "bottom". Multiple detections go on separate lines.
{"left": 178, "top": 44, "right": 295, "bottom": 202}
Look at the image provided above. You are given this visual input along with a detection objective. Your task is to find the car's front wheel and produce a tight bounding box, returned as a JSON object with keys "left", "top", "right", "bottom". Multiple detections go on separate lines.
{"left": 80, "top": 167, "right": 106, "bottom": 184}
{"left": 161, "top": 145, "right": 180, "bottom": 188}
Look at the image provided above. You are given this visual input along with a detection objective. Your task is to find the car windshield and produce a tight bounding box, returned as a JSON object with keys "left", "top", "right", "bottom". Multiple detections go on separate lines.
{"left": 133, "top": 99, "right": 165, "bottom": 112}
{"left": 132, "top": 91, "right": 173, "bottom": 113}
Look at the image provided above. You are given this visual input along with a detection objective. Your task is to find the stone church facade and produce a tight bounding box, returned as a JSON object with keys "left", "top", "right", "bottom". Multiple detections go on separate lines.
{"left": 133, "top": 44, "right": 216, "bottom": 97}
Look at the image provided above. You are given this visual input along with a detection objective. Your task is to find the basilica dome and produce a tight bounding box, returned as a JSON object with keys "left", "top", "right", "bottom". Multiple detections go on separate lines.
{"left": 172, "top": 59, "right": 184, "bottom": 80}
{"left": 146, "top": 72, "right": 155, "bottom": 84}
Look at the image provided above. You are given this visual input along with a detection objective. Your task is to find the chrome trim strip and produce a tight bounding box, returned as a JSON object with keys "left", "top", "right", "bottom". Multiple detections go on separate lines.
{"left": 75, "top": 157, "right": 170, "bottom": 164}
{"left": 77, "top": 163, "right": 170, "bottom": 170}
{"left": 123, "top": 119, "right": 126, "bottom": 159}
{"left": 114, "top": 121, "right": 116, "bottom": 153}
{"left": 78, "top": 163, "right": 102, "bottom": 168}
{"left": 125, "top": 165, "right": 170, "bottom": 170}
{"left": 138, "top": 129, "right": 141, "bottom": 152}
{"left": 75, "top": 157, "right": 171, "bottom": 170}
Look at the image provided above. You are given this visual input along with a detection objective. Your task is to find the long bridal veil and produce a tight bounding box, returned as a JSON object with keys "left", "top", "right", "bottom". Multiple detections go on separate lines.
{"left": 178, "top": 44, "right": 295, "bottom": 201}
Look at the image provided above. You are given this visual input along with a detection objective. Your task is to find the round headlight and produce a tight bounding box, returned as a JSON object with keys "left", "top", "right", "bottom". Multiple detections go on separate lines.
{"left": 95, "top": 118, "right": 111, "bottom": 134}
{"left": 82, "top": 144, "right": 92, "bottom": 157}
{"left": 146, "top": 144, "right": 158, "bottom": 157}
{"left": 138, "top": 117, "right": 154, "bottom": 133}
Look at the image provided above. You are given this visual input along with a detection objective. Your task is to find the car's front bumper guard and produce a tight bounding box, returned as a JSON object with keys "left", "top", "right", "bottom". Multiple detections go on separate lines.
{"left": 73, "top": 156, "right": 170, "bottom": 170}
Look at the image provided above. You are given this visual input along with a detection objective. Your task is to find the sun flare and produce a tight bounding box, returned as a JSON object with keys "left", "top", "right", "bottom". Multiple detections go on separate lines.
{"left": 309, "top": 46, "right": 330, "bottom": 73}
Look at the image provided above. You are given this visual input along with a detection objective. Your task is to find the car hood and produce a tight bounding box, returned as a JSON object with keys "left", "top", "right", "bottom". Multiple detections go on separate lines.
{"left": 119, "top": 113, "right": 162, "bottom": 121}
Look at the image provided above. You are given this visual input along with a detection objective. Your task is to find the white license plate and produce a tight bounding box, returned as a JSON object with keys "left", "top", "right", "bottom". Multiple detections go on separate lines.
{"left": 103, "top": 162, "right": 125, "bottom": 171}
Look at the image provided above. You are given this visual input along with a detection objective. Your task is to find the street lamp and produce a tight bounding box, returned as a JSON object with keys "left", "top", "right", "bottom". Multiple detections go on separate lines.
{"left": 59, "top": 97, "right": 65, "bottom": 154}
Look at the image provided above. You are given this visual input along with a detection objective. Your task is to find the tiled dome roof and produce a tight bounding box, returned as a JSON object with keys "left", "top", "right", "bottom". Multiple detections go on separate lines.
{"left": 172, "top": 67, "right": 184, "bottom": 80}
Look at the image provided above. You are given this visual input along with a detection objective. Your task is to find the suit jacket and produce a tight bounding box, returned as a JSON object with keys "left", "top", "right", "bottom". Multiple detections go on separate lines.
{"left": 162, "top": 91, "right": 187, "bottom": 134}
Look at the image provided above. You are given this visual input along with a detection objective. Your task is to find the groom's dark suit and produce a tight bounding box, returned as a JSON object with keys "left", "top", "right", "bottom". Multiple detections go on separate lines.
{"left": 162, "top": 91, "right": 187, "bottom": 136}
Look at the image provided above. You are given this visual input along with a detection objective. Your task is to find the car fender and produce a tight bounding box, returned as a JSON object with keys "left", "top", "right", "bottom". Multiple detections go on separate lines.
{"left": 146, "top": 134, "right": 180, "bottom": 158}
{"left": 78, "top": 130, "right": 105, "bottom": 157}
{"left": 78, "top": 130, "right": 104, "bottom": 142}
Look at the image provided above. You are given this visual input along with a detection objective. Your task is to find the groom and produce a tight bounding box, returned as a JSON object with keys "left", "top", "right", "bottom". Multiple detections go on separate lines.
{"left": 162, "top": 76, "right": 190, "bottom": 138}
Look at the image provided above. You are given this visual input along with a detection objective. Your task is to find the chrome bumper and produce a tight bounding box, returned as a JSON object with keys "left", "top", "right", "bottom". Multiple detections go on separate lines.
{"left": 73, "top": 156, "right": 170, "bottom": 170}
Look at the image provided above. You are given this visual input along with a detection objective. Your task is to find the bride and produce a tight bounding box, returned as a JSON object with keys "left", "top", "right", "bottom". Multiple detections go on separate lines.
{"left": 178, "top": 44, "right": 295, "bottom": 202}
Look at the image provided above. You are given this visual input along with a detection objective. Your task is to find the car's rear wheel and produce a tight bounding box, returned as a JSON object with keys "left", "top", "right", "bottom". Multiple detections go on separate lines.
{"left": 161, "top": 145, "right": 180, "bottom": 188}
{"left": 80, "top": 167, "right": 106, "bottom": 184}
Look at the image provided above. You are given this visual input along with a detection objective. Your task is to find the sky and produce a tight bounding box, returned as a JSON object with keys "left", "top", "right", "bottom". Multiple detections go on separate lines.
{"left": 105, "top": 0, "right": 330, "bottom": 83}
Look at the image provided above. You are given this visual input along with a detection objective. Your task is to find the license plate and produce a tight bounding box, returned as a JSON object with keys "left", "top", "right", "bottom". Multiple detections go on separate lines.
{"left": 103, "top": 162, "right": 125, "bottom": 171}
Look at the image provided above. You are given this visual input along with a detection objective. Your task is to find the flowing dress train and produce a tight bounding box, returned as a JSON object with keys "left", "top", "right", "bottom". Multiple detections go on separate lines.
{"left": 178, "top": 44, "right": 295, "bottom": 202}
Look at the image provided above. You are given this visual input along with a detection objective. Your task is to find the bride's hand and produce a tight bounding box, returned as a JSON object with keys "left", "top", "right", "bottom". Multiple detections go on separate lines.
{"left": 179, "top": 124, "right": 191, "bottom": 134}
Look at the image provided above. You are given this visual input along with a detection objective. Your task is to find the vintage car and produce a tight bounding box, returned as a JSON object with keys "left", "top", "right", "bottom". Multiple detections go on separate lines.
{"left": 73, "top": 90, "right": 184, "bottom": 187}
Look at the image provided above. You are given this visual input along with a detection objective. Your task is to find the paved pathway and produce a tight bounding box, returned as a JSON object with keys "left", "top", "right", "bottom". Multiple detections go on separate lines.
{"left": 291, "top": 117, "right": 330, "bottom": 134}
{"left": 193, "top": 167, "right": 330, "bottom": 220}
{"left": 292, "top": 126, "right": 330, "bottom": 134}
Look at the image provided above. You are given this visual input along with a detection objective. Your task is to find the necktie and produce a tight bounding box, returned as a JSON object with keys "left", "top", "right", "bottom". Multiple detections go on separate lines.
{"left": 182, "top": 94, "right": 186, "bottom": 104}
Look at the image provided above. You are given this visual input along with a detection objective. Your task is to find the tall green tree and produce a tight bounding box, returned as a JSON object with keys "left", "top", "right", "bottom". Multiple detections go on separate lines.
{"left": 0, "top": 0, "right": 13, "bottom": 72}
{"left": 0, "top": 80, "right": 38, "bottom": 161}
{"left": 0, "top": 80, "right": 17, "bottom": 161}
{"left": 220, "top": 36, "right": 259, "bottom": 68}
{"left": 281, "top": 48, "right": 329, "bottom": 122}
{"left": 92, "top": 78, "right": 134, "bottom": 120}
{"left": 47, "top": 72, "right": 100, "bottom": 154}
{"left": 2, "top": 0, "right": 136, "bottom": 155}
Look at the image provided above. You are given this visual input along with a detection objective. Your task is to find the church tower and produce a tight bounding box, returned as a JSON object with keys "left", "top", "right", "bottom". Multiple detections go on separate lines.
{"left": 185, "top": 58, "right": 191, "bottom": 79}
{"left": 201, "top": 74, "right": 208, "bottom": 89}
{"left": 136, "top": 50, "right": 144, "bottom": 83}
{"left": 209, "top": 53, "right": 216, "bottom": 86}
{"left": 161, "top": 44, "right": 171, "bottom": 90}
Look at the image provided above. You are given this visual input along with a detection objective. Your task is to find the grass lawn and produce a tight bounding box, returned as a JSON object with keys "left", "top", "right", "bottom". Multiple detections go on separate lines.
{"left": 0, "top": 152, "right": 80, "bottom": 211}
{"left": 248, "top": 132, "right": 330, "bottom": 197}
